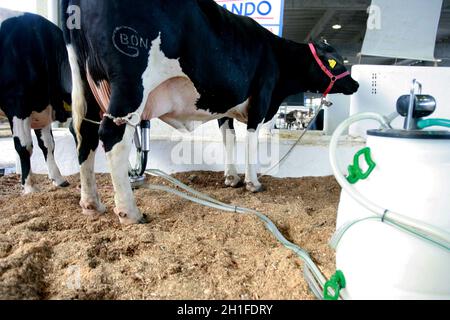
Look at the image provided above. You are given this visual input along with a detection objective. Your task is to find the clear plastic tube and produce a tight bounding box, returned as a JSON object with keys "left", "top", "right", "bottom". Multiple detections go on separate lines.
{"left": 145, "top": 169, "right": 328, "bottom": 298}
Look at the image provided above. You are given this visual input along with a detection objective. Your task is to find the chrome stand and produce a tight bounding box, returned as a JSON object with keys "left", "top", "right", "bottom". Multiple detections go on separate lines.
{"left": 129, "top": 120, "right": 151, "bottom": 188}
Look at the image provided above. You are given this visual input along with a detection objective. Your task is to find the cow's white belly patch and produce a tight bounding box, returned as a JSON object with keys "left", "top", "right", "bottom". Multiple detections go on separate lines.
{"left": 0, "top": 106, "right": 55, "bottom": 127}
{"left": 137, "top": 35, "right": 250, "bottom": 132}
{"left": 143, "top": 76, "right": 250, "bottom": 131}
{"left": 30, "top": 105, "right": 54, "bottom": 130}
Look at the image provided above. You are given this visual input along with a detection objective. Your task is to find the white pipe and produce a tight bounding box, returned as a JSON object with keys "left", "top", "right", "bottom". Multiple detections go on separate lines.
{"left": 329, "top": 113, "right": 450, "bottom": 250}
{"left": 47, "top": 0, "right": 59, "bottom": 26}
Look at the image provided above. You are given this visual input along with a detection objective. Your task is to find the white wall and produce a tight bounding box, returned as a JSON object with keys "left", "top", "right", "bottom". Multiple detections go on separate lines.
{"left": 43, "top": 0, "right": 58, "bottom": 25}
{"left": 0, "top": 0, "right": 58, "bottom": 25}
{"left": 0, "top": 0, "right": 37, "bottom": 13}
{"left": 324, "top": 94, "right": 351, "bottom": 136}
{"left": 0, "top": 130, "right": 364, "bottom": 179}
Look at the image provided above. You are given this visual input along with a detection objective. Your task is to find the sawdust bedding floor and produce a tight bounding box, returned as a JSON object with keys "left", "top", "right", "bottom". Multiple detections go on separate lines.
{"left": 0, "top": 172, "right": 340, "bottom": 300}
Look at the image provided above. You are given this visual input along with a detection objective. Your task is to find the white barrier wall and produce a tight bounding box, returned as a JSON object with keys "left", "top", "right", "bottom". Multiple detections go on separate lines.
{"left": 324, "top": 94, "right": 351, "bottom": 136}
{"left": 349, "top": 65, "right": 450, "bottom": 138}
{"left": 0, "top": 129, "right": 364, "bottom": 179}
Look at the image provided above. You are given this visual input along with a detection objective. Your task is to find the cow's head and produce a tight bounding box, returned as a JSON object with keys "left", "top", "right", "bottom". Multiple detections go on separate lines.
{"left": 307, "top": 40, "right": 359, "bottom": 96}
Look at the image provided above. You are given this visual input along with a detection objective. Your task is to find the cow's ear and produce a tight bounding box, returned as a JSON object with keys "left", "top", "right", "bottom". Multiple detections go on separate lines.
{"left": 313, "top": 40, "right": 326, "bottom": 48}
{"left": 314, "top": 40, "right": 333, "bottom": 54}
{"left": 312, "top": 41, "right": 326, "bottom": 57}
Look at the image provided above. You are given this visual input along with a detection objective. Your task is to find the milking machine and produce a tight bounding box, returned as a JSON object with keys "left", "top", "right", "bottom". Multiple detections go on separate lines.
{"left": 326, "top": 79, "right": 450, "bottom": 299}
{"left": 129, "top": 78, "right": 449, "bottom": 300}
{"left": 129, "top": 120, "right": 151, "bottom": 188}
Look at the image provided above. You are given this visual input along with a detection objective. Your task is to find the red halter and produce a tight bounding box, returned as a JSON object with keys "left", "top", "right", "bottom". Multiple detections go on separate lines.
{"left": 308, "top": 43, "right": 350, "bottom": 97}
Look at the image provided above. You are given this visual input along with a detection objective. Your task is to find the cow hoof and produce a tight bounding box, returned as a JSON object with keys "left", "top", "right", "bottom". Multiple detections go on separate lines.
{"left": 80, "top": 200, "right": 107, "bottom": 216}
{"left": 245, "top": 182, "right": 265, "bottom": 193}
{"left": 225, "top": 175, "right": 242, "bottom": 188}
{"left": 55, "top": 180, "right": 70, "bottom": 188}
{"left": 114, "top": 208, "right": 146, "bottom": 225}
{"left": 23, "top": 185, "right": 40, "bottom": 195}
{"left": 138, "top": 214, "right": 149, "bottom": 224}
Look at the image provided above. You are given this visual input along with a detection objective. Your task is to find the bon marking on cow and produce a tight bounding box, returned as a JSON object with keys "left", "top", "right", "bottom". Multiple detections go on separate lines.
{"left": 61, "top": 0, "right": 359, "bottom": 225}
{"left": 0, "top": 8, "right": 72, "bottom": 193}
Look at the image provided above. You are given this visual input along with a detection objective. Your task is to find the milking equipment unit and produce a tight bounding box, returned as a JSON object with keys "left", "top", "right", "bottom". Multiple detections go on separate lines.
{"left": 129, "top": 120, "right": 151, "bottom": 187}
{"left": 328, "top": 79, "right": 450, "bottom": 299}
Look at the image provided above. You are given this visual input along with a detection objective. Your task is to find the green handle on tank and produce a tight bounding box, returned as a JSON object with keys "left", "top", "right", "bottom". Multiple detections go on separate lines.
{"left": 324, "top": 270, "right": 346, "bottom": 300}
{"left": 417, "top": 118, "right": 450, "bottom": 130}
{"left": 347, "top": 147, "right": 376, "bottom": 185}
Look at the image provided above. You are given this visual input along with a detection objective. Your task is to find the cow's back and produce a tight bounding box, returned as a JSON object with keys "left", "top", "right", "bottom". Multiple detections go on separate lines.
{"left": 62, "top": 0, "right": 278, "bottom": 115}
{"left": 0, "top": 9, "right": 70, "bottom": 121}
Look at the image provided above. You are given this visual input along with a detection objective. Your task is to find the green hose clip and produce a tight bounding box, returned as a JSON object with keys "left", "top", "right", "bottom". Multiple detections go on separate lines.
{"left": 347, "top": 147, "right": 376, "bottom": 184}
{"left": 324, "top": 270, "right": 346, "bottom": 300}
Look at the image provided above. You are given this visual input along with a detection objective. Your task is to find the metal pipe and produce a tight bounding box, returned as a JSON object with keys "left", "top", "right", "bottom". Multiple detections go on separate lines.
{"left": 141, "top": 120, "right": 151, "bottom": 152}
{"left": 405, "top": 79, "right": 422, "bottom": 130}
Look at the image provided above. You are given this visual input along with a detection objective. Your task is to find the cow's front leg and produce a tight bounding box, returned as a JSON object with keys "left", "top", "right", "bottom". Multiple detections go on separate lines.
{"left": 11, "top": 116, "right": 39, "bottom": 194}
{"left": 219, "top": 118, "right": 241, "bottom": 188}
{"left": 245, "top": 125, "right": 264, "bottom": 193}
{"left": 72, "top": 120, "right": 106, "bottom": 216}
{"left": 35, "top": 125, "right": 69, "bottom": 187}
{"left": 100, "top": 119, "right": 145, "bottom": 225}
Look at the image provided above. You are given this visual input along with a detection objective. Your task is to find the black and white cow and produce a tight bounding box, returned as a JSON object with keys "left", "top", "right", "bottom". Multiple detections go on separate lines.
{"left": 0, "top": 8, "right": 72, "bottom": 193}
{"left": 61, "top": 0, "right": 359, "bottom": 225}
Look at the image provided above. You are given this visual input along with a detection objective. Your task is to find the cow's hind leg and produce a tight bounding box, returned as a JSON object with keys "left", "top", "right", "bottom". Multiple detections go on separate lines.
{"left": 67, "top": 45, "right": 105, "bottom": 216}
{"left": 35, "top": 125, "right": 69, "bottom": 187}
{"left": 219, "top": 118, "right": 241, "bottom": 188}
{"left": 71, "top": 119, "right": 106, "bottom": 216}
{"left": 244, "top": 84, "right": 274, "bottom": 193}
{"left": 100, "top": 86, "right": 145, "bottom": 225}
{"left": 245, "top": 125, "right": 264, "bottom": 193}
{"left": 11, "top": 116, "right": 39, "bottom": 194}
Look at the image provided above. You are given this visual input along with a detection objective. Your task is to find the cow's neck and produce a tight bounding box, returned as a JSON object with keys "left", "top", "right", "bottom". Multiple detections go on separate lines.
{"left": 275, "top": 39, "right": 316, "bottom": 98}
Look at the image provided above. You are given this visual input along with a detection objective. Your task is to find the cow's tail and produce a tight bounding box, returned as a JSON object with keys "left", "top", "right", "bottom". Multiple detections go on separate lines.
{"left": 60, "top": 0, "right": 71, "bottom": 43}
{"left": 67, "top": 44, "right": 87, "bottom": 151}
{"left": 61, "top": 0, "right": 87, "bottom": 150}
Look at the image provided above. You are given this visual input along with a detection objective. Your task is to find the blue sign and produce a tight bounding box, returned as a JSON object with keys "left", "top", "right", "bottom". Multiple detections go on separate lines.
{"left": 215, "top": 0, "right": 285, "bottom": 37}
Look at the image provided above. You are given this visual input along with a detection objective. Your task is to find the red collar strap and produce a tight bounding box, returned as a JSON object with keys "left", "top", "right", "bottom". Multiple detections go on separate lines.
{"left": 308, "top": 43, "right": 350, "bottom": 97}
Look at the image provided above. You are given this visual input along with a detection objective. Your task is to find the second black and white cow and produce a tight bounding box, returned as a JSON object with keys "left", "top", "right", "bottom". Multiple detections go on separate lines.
{"left": 61, "top": 0, "right": 359, "bottom": 225}
{"left": 0, "top": 9, "right": 72, "bottom": 193}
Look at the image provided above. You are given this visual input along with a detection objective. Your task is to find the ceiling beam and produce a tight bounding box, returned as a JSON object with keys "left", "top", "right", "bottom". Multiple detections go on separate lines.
{"left": 285, "top": 0, "right": 371, "bottom": 11}
{"left": 442, "top": 0, "right": 450, "bottom": 12}
{"left": 354, "top": 41, "right": 450, "bottom": 66}
{"left": 435, "top": 41, "right": 450, "bottom": 58}
{"left": 394, "top": 59, "right": 422, "bottom": 66}
{"left": 304, "top": 9, "right": 336, "bottom": 42}
{"left": 350, "top": 27, "right": 367, "bottom": 44}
